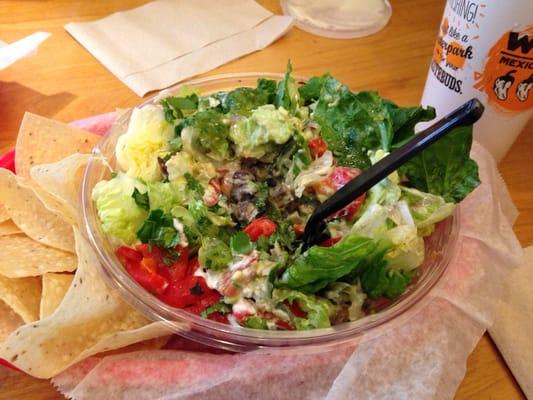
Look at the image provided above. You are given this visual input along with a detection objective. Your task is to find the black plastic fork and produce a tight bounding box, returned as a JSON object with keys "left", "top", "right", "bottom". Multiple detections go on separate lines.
{"left": 300, "top": 98, "right": 485, "bottom": 250}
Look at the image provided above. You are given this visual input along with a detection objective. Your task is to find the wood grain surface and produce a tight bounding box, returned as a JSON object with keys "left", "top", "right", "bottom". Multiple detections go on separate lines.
{"left": 0, "top": 0, "right": 530, "bottom": 399}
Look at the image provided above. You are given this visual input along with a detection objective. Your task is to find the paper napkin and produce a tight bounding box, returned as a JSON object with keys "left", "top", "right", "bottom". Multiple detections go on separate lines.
{"left": 489, "top": 246, "right": 533, "bottom": 398}
{"left": 65, "top": 0, "right": 293, "bottom": 96}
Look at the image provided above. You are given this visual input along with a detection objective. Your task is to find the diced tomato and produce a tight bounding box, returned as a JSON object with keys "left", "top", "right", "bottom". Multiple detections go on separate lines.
{"left": 136, "top": 243, "right": 163, "bottom": 262}
{"left": 364, "top": 297, "right": 393, "bottom": 314}
{"left": 308, "top": 138, "right": 328, "bottom": 158}
{"left": 203, "top": 179, "right": 221, "bottom": 206}
{"left": 315, "top": 167, "right": 366, "bottom": 221}
{"left": 183, "top": 287, "right": 222, "bottom": 314}
{"left": 328, "top": 167, "right": 360, "bottom": 189}
{"left": 207, "top": 313, "right": 229, "bottom": 324}
{"left": 125, "top": 261, "right": 169, "bottom": 296}
{"left": 320, "top": 237, "right": 341, "bottom": 247}
{"left": 244, "top": 217, "right": 277, "bottom": 241}
{"left": 140, "top": 257, "right": 158, "bottom": 274}
{"left": 285, "top": 300, "right": 307, "bottom": 318}
{"left": 116, "top": 246, "right": 142, "bottom": 264}
{"left": 118, "top": 243, "right": 222, "bottom": 316}
{"left": 275, "top": 319, "right": 295, "bottom": 331}
{"left": 159, "top": 274, "right": 220, "bottom": 311}
{"left": 167, "top": 246, "right": 189, "bottom": 282}
{"left": 293, "top": 224, "right": 304, "bottom": 236}
{"left": 187, "top": 257, "right": 200, "bottom": 275}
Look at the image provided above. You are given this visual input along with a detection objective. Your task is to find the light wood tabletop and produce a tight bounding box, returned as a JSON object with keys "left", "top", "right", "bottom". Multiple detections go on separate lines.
{"left": 0, "top": 1, "right": 530, "bottom": 399}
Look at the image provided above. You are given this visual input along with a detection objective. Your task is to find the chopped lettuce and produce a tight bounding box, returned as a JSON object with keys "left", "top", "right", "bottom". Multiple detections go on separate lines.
{"left": 230, "top": 231, "right": 253, "bottom": 255}
{"left": 400, "top": 186, "right": 456, "bottom": 233}
{"left": 132, "top": 188, "right": 149, "bottom": 210}
{"left": 146, "top": 180, "right": 188, "bottom": 213}
{"left": 116, "top": 105, "right": 174, "bottom": 182}
{"left": 229, "top": 105, "right": 298, "bottom": 158}
{"left": 243, "top": 315, "right": 269, "bottom": 329}
{"left": 350, "top": 202, "right": 425, "bottom": 271}
{"left": 199, "top": 237, "right": 232, "bottom": 271}
{"left": 323, "top": 281, "right": 366, "bottom": 321}
{"left": 165, "top": 151, "right": 217, "bottom": 183}
{"left": 136, "top": 209, "right": 180, "bottom": 249}
{"left": 200, "top": 301, "right": 231, "bottom": 318}
{"left": 219, "top": 78, "right": 277, "bottom": 116}
{"left": 92, "top": 172, "right": 148, "bottom": 244}
{"left": 273, "top": 288, "right": 334, "bottom": 329}
{"left": 161, "top": 93, "right": 199, "bottom": 122}
{"left": 183, "top": 109, "right": 232, "bottom": 160}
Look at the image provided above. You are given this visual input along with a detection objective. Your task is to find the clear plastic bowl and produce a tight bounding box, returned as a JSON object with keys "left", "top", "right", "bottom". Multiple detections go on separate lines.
{"left": 81, "top": 73, "right": 459, "bottom": 352}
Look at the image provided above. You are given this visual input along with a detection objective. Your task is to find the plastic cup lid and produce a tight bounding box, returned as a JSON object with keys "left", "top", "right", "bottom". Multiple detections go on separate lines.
{"left": 281, "top": 0, "right": 392, "bottom": 39}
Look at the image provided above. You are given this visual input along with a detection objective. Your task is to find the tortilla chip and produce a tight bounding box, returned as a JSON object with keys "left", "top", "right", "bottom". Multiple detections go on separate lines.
{"left": 0, "top": 235, "right": 77, "bottom": 278}
{"left": 0, "top": 204, "right": 8, "bottom": 223}
{"left": 15, "top": 112, "right": 100, "bottom": 180}
{"left": 0, "top": 228, "right": 169, "bottom": 378}
{"left": 0, "top": 274, "right": 41, "bottom": 323}
{"left": 30, "top": 153, "right": 92, "bottom": 224}
{"left": 0, "top": 220, "right": 22, "bottom": 236}
{"left": 0, "top": 168, "right": 75, "bottom": 252}
{"left": 0, "top": 300, "right": 24, "bottom": 342}
{"left": 40, "top": 273, "right": 74, "bottom": 319}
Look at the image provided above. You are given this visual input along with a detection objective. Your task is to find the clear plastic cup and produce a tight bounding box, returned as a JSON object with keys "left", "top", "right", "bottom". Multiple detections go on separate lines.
{"left": 82, "top": 73, "right": 459, "bottom": 352}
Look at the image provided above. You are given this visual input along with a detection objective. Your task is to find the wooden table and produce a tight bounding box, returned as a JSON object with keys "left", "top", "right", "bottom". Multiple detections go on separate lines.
{"left": 0, "top": 1, "right": 530, "bottom": 399}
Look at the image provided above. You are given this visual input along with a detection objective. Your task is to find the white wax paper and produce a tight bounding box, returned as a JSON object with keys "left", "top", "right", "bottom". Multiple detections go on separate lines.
{"left": 489, "top": 246, "right": 533, "bottom": 398}
{"left": 49, "top": 142, "right": 523, "bottom": 399}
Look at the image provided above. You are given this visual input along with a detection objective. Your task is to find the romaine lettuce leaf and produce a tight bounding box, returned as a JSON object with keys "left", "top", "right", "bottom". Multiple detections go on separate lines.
{"left": 115, "top": 105, "right": 174, "bottom": 182}
{"left": 298, "top": 73, "right": 331, "bottom": 105}
{"left": 385, "top": 101, "right": 436, "bottom": 147}
{"left": 92, "top": 173, "right": 148, "bottom": 245}
{"left": 313, "top": 77, "right": 392, "bottom": 169}
{"left": 276, "top": 233, "right": 390, "bottom": 293}
{"left": 360, "top": 261, "right": 415, "bottom": 299}
{"left": 272, "top": 288, "right": 333, "bottom": 329}
{"left": 275, "top": 62, "right": 300, "bottom": 113}
{"left": 399, "top": 125, "right": 480, "bottom": 203}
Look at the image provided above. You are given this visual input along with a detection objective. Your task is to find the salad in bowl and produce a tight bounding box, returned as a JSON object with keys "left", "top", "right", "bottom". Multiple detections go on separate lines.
{"left": 90, "top": 64, "right": 479, "bottom": 331}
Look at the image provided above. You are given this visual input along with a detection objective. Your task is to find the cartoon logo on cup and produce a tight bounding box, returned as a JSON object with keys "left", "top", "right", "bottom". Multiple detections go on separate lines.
{"left": 474, "top": 26, "right": 533, "bottom": 112}
{"left": 516, "top": 74, "right": 533, "bottom": 102}
{"left": 493, "top": 70, "right": 515, "bottom": 101}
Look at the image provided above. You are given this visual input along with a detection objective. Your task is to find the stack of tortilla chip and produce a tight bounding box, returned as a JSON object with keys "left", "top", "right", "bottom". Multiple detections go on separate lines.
{"left": 0, "top": 113, "right": 170, "bottom": 379}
